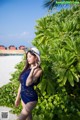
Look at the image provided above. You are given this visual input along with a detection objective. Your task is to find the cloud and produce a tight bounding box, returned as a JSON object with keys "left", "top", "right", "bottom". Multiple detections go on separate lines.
{"left": 21, "top": 32, "right": 29, "bottom": 36}
{"left": 7, "top": 31, "right": 29, "bottom": 39}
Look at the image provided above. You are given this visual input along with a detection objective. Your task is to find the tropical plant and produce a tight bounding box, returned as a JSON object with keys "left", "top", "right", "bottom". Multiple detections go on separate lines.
{"left": 44, "top": 0, "right": 57, "bottom": 10}
{"left": 43, "top": 0, "right": 80, "bottom": 10}
{"left": 32, "top": 5, "right": 80, "bottom": 119}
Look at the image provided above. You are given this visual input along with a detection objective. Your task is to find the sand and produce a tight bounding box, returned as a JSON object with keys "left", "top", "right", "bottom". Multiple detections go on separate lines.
{"left": 0, "top": 55, "right": 23, "bottom": 87}
{"left": 0, "top": 106, "right": 18, "bottom": 120}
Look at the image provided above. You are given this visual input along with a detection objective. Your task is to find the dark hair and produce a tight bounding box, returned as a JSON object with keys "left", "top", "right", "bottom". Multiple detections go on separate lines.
{"left": 19, "top": 50, "right": 41, "bottom": 82}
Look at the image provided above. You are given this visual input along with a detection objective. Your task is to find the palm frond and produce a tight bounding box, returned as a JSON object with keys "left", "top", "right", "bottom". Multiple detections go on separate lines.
{"left": 44, "top": 0, "right": 57, "bottom": 10}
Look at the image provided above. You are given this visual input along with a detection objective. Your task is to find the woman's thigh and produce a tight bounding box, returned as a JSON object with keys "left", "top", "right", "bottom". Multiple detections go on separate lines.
{"left": 21, "top": 99, "right": 25, "bottom": 108}
{"left": 21, "top": 99, "right": 37, "bottom": 112}
{"left": 25, "top": 101, "right": 37, "bottom": 113}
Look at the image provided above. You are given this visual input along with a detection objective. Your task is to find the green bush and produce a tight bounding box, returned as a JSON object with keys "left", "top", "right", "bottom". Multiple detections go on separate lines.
{"left": 32, "top": 5, "right": 80, "bottom": 120}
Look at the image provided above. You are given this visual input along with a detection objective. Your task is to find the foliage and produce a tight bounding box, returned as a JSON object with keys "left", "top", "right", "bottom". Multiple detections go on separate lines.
{"left": 32, "top": 5, "right": 80, "bottom": 120}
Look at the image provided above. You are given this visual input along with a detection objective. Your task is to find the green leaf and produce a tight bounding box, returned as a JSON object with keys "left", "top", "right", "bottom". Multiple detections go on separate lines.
{"left": 67, "top": 71, "right": 74, "bottom": 87}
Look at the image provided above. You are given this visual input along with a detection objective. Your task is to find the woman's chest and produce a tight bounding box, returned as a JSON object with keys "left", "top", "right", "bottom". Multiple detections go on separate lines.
{"left": 20, "top": 69, "right": 31, "bottom": 82}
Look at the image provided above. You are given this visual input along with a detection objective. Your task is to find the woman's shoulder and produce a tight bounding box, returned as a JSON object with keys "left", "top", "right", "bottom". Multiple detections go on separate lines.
{"left": 36, "top": 66, "right": 42, "bottom": 72}
{"left": 33, "top": 67, "right": 43, "bottom": 77}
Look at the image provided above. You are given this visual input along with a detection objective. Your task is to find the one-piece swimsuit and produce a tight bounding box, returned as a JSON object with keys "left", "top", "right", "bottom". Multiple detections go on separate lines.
{"left": 20, "top": 68, "right": 40, "bottom": 104}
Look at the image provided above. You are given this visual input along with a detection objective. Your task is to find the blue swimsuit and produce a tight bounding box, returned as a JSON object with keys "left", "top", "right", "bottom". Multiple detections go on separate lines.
{"left": 20, "top": 68, "right": 40, "bottom": 104}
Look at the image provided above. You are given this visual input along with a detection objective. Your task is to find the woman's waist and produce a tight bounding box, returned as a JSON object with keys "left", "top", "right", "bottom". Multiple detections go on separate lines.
{"left": 21, "top": 84, "right": 34, "bottom": 90}
{"left": 20, "top": 88, "right": 37, "bottom": 97}
{"left": 21, "top": 86, "right": 36, "bottom": 93}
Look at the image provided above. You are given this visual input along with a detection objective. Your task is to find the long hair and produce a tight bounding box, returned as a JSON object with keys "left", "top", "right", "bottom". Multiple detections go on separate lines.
{"left": 19, "top": 50, "right": 42, "bottom": 82}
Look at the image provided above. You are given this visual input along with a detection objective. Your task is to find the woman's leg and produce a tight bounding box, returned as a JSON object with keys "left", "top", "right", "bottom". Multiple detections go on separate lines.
{"left": 25, "top": 101, "right": 37, "bottom": 120}
{"left": 26, "top": 113, "right": 32, "bottom": 120}
{"left": 21, "top": 99, "right": 33, "bottom": 120}
{"left": 17, "top": 100, "right": 37, "bottom": 120}
{"left": 25, "top": 101, "right": 37, "bottom": 112}
{"left": 20, "top": 100, "right": 32, "bottom": 120}
{"left": 17, "top": 107, "right": 30, "bottom": 120}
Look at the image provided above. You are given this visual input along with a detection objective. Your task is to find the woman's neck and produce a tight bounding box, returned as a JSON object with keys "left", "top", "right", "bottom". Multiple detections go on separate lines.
{"left": 30, "top": 63, "right": 35, "bottom": 69}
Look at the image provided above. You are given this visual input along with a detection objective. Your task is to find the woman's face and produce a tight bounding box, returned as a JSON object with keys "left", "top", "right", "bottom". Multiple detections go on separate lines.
{"left": 27, "top": 52, "right": 37, "bottom": 65}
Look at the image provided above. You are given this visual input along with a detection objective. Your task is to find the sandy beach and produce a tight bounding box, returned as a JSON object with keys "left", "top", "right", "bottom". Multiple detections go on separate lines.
{"left": 0, "top": 55, "right": 23, "bottom": 87}
{"left": 0, "top": 106, "right": 17, "bottom": 120}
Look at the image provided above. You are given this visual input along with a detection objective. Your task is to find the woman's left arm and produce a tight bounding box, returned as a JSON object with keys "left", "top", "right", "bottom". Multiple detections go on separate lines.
{"left": 26, "top": 68, "right": 42, "bottom": 86}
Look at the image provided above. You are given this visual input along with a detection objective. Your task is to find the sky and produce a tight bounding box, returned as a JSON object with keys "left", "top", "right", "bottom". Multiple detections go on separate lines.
{"left": 0, "top": 0, "right": 70, "bottom": 48}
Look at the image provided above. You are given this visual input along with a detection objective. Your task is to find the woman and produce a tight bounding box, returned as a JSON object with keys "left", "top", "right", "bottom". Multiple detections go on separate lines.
{"left": 15, "top": 47, "right": 43, "bottom": 120}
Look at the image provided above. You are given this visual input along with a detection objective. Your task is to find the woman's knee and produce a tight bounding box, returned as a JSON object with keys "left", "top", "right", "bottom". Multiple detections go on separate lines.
{"left": 22, "top": 108, "right": 30, "bottom": 115}
{"left": 17, "top": 108, "right": 30, "bottom": 120}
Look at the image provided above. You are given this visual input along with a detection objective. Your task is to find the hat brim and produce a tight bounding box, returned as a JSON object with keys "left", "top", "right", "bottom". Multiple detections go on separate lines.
{"left": 34, "top": 53, "right": 41, "bottom": 65}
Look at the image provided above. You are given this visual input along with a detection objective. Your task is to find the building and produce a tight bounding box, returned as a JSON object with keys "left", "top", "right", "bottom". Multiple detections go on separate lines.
{"left": 0, "top": 45, "right": 6, "bottom": 50}
{"left": 19, "top": 45, "right": 26, "bottom": 50}
{"left": 8, "top": 45, "right": 17, "bottom": 50}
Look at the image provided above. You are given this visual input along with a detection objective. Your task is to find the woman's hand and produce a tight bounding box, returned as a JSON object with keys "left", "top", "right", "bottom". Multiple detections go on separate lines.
{"left": 26, "top": 63, "right": 40, "bottom": 86}
{"left": 15, "top": 98, "right": 20, "bottom": 107}
{"left": 32, "top": 63, "right": 39, "bottom": 70}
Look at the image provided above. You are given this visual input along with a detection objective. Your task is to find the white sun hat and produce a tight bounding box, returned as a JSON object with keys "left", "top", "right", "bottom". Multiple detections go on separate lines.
{"left": 25, "top": 47, "right": 41, "bottom": 64}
